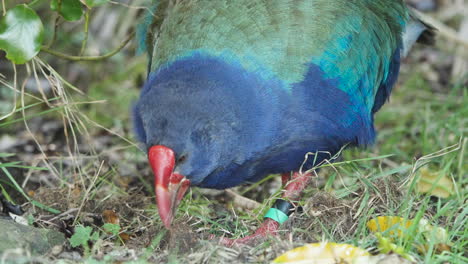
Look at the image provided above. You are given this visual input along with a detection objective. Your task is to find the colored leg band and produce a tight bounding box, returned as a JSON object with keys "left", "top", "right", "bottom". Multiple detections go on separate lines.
{"left": 264, "top": 199, "right": 295, "bottom": 224}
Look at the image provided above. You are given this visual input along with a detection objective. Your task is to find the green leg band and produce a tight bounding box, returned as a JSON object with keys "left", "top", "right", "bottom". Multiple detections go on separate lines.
{"left": 264, "top": 199, "right": 295, "bottom": 224}
{"left": 264, "top": 207, "right": 289, "bottom": 224}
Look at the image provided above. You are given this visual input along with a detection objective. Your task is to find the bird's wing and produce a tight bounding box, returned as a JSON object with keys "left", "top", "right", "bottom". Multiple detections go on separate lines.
{"left": 401, "top": 9, "right": 436, "bottom": 57}
{"left": 372, "top": 9, "right": 435, "bottom": 113}
{"left": 144, "top": 0, "right": 409, "bottom": 111}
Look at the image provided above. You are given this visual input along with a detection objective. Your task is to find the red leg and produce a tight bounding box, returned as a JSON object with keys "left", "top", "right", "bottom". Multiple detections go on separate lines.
{"left": 281, "top": 172, "right": 290, "bottom": 186}
{"left": 217, "top": 171, "right": 312, "bottom": 246}
{"left": 217, "top": 218, "right": 280, "bottom": 246}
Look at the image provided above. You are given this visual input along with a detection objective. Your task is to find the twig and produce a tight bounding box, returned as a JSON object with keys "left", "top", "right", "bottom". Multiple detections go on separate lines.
{"left": 225, "top": 190, "right": 261, "bottom": 210}
{"left": 47, "top": 208, "right": 79, "bottom": 222}
{"left": 0, "top": 63, "right": 17, "bottom": 121}
{"left": 20, "top": 64, "right": 63, "bottom": 182}
{"left": 41, "top": 31, "right": 135, "bottom": 61}
{"left": 46, "top": 15, "right": 61, "bottom": 49}
{"left": 73, "top": 161, "right": 104, "bottom": 225}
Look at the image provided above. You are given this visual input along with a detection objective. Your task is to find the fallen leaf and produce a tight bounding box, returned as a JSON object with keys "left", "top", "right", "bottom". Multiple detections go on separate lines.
{"left": 434, "top": 243, "right": 451, "bottom": 253}
{"left": 367, "top": 216, "right": 412, "bottom": 237}
{"left": 119, "top": 232, "right": 131, "bottom": 243}
{"left": 368, "top": 216, "right": 452, "bottom": 257}
{"left": 273, "top": 242, "right": 370, "bottom": 264}
{"left": 102, "top": 209, "right": 120, "bottom": 225}
{"left": 71, "top": 185, "right": 82, "bottom": 199}
{"left": 416, "top": 167, "right": 454, "bottom": 198}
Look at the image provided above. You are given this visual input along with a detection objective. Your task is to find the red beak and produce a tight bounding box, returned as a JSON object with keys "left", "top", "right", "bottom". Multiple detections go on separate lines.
{"left": 148, "top": 145, "right": 190, "bottom": 229}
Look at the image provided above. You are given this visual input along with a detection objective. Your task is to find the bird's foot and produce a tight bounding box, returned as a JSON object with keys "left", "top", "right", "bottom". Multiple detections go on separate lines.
{"left": 214, "top": 218, "right": 280, "bottom": 247}
{"left": 212, "top": 171, "right": 312, "bottom": 247}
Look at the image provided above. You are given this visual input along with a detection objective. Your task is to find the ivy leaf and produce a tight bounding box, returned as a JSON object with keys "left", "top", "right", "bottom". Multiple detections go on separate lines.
{"left": 51, "top": 0, "right": 84, "bottom": 21}
{"left": 83, "top": 0, "right": 110, "bottom": 8}
{"left": 0, "top": 5, "right": 44, "bottom": 64}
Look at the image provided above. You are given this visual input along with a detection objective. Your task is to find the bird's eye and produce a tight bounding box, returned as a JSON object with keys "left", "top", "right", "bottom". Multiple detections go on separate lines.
{"left": 177, "top": 155, "right": 187, "bottom": 163}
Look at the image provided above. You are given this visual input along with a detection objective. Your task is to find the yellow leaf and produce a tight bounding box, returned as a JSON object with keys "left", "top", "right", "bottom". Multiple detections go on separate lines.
{"left": 368, "top": 217, "right": 452, "bottom": 256}
{"left": 367, "top": 216, "right": 412, "bottom": 237}
{"left": 273, "top": 242, "right": 370, "bottom": 264}
{"left": 416, "top": 167, "right": 454, "bottom": 198}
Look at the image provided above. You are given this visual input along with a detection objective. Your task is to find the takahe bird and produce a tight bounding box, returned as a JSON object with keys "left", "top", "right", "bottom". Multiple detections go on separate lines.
{"left": 133, "top": 0, "right": 434, "bottom": 245}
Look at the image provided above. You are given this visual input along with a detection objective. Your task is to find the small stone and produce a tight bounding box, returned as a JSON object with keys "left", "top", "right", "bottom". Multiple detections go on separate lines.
{"left": 51, "top": 245, "right": 63, "bottom": 256}
{"left": 0, "top": 135, "right": 16, "bottom": 151}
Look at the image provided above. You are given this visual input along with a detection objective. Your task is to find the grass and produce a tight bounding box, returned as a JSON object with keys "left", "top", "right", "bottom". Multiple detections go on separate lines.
{"left": 177, "top": 71, "right": 466, "bottom": 263}
{"left": 3, "top": 63, "right": 465, "bottom": 263}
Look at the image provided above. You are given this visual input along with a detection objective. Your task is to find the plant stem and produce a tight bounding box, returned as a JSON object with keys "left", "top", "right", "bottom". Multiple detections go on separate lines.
{"left": 28, "top": 0, "right": 42, "bottom": 7}
{"left": 41, "top": 31, "right": 134, "bottom": 61}
{"left": 1, "top": 0, "right": 5, "bottom": 16}
{"left": 47, "top": 15, "right": 61, "bottom": 49}
{"left": 80, "top": 11, "right": 90, "bottom": 56}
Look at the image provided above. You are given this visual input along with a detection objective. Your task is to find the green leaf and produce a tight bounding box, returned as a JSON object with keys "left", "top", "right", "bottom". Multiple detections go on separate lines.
{"left": 90, "top": 231, "right": 100, "bottom": 241}
{"left": 84, "top": 0, "right": 110, "bottom": 8}
{"left": 102, "top": 223, "right": 120, "bottom": 235}
{"left": 69, "top": 225, "right": 93, "bottom": 248}
{"left": 50, "top": 0, "right": 83, "bottom": 21}
{"left": 0, "top": 5, "right": 44, "bottom": 64}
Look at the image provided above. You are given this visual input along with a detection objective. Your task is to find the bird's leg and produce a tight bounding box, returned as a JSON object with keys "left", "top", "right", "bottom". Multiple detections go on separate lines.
{"left": 218, "top": 171, "right": 313, "bottom": 246}
{"left": 281, "top": 172, "right": 291, "bottom": 186}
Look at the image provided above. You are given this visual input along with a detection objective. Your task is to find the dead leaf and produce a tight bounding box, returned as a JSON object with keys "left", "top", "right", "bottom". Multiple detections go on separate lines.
{"left": 416, "top": 167, "right": 454, "bottom": 198}
{"left": 273, "top": 242, "right": 370, "bottom": 264}
{"left": 368, "top": 216, "right": 452, "bottom": 257}
{"left": 102, "top": 209, "right": 120, "bottom": 225}
{"left": 119, "top": 232, "right": 131, "bottom": 243}
{"left": 367, "top": 216, "right": 412, "bottom": 237}
{"left": 27, "top": 190, "right": 35, "bottom": 197}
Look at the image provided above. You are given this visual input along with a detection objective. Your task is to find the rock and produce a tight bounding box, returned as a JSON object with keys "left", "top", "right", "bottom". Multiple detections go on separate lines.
{"left": 0, "top": 218, "right": 66, "bottom": 255}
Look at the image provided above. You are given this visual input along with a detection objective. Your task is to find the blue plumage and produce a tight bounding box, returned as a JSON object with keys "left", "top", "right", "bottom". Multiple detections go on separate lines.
{"left": 135, "top": 53, "right": 373, "bottom": 188}
{"left": 133, "top": 1, "right": 434, "bottom": 190}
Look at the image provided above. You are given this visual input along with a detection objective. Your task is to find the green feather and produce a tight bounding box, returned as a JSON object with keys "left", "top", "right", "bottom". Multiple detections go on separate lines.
{"left": 145, "top": 0, "right": 409, "bottom": 110}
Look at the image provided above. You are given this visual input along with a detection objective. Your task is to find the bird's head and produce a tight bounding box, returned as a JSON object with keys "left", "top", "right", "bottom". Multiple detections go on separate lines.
{"left": 133, "top": 72, "right": 250, "bottom": 228}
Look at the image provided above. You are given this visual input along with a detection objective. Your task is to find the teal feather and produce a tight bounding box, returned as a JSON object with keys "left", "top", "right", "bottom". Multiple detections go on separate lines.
{"left": 136, "top": 3, "right": 159, "bottom": 58}
{"left": 143, "top": 0, "right": 409, "bottom": 112}
{"left": 133, "top": 0, "right": 435, "bottom": 188}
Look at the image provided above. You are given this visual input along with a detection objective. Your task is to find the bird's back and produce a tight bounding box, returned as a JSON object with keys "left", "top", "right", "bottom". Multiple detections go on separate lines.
{"left": 144, "top": 0, "right": 407, "bottom": 112}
